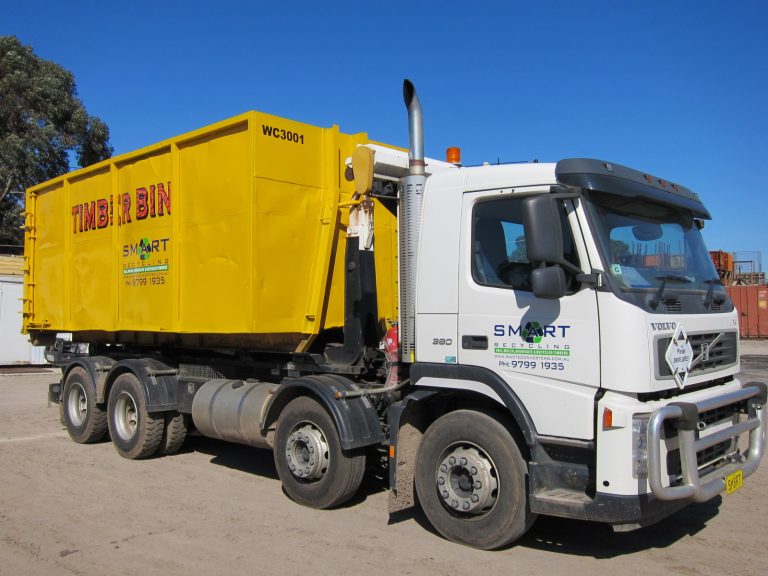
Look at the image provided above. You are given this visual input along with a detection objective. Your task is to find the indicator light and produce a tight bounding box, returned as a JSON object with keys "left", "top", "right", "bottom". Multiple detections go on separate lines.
{"left": 603, "top": 407, "right": 614, "bottom": 429}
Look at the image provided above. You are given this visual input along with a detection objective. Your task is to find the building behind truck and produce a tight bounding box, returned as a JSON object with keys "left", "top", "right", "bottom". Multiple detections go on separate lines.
{"left": 0, "top": 255, "right": 47, "bottom": 365}
{"left": 26, "top": 81, "right": 765, "bottom": 550}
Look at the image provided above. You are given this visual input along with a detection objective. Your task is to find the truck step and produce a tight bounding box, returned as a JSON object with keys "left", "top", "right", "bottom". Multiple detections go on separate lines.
{"left": 531, "top": 489, "right": 593, "bottom": 519}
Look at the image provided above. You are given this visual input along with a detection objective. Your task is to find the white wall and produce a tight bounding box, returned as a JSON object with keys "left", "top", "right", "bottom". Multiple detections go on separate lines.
{"left": 0, "top": 276, "right": 47, "bottom": 365}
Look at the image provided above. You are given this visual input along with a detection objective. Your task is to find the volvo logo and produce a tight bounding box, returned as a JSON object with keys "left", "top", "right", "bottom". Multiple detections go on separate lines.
{"left": 691, "top": 333, "right": 724, "bottom": 369}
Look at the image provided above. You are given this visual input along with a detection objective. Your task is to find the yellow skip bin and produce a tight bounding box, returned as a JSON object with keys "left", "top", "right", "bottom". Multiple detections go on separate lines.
{"left": 23, "top": 112, "right": 400, "bottom": 353}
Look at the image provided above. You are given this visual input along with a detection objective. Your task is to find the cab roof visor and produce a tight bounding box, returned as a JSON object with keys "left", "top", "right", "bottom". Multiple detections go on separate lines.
{"left": 555, "top": 158, "right": 711, "bottom": 219}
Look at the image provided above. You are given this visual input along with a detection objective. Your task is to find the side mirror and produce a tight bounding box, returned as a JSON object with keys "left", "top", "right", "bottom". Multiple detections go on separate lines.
{"left": 531, "top": 266, "right": 567, "bottom": 299}
{"left": 522, "top": 195, "right": 563, "bottom": 264}
{"left": 352, "top": 146, "right": 375, "bottom": 196}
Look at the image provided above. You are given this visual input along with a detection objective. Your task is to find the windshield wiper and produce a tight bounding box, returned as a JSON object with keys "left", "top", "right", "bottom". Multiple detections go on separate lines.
{"left": 650, "top": 274, "right": 693, "bottom": 310}
{"left": 703, "top": 277, "right": 726, "bottom": 309}
{"left": 656, "top": 274, "right": 694, "bottom": 284}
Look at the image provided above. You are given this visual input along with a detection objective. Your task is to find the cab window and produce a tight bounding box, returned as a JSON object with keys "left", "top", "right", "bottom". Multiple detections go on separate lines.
{"left": 472, "top": 196, "right": 579, "bottom": 291}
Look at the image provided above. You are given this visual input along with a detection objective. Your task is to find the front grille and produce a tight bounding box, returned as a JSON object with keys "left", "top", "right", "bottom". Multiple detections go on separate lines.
{"left": 657, "top": 331, "right": 738, "bottom": 378}
{"left": 662, "top": 399, "right": 744, "bottom": 485}
{"left": 662, "top": 400, "right": 745, "bottom": 439}
{"left": 666, "top": 440, "right": 734, "bottom": 482}
{"left": 699, "top": 400, "right": 748, "bottom": 426}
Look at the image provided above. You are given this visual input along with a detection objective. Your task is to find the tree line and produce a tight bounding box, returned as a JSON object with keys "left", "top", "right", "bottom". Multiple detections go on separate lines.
{"left": 1, "top": 35, "right": 111, "bottom": 253}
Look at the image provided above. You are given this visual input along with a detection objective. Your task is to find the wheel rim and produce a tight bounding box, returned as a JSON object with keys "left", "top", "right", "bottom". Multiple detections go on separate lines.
{"left": 284, "top": 422, "right": 330, "bottom": 482}
{"left": 114, "top": 391, "right": 139, "bottom": 441}
{"left": 67, "top": 382, "right": 88, "bottom": 426}
{"left": 435, "top": 442, "right": 499, "bottom": 516}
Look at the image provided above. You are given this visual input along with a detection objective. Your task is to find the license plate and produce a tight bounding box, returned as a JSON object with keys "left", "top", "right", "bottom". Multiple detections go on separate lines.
{"left": 725, "top": 470, "right": 743, "bottom": 495}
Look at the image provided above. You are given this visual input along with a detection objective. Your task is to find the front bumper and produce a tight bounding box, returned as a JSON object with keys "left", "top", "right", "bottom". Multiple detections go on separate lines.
{"left": 647, "top": 382, "right": 767, "bottom": 502}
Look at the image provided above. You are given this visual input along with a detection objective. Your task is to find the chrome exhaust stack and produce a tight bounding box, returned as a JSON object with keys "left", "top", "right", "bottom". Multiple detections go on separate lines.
{"left": 403, "top": 80, "right": 425, "bottom": 176}
{"left": 399, "top": 79, "right": 427, "bottom": 362}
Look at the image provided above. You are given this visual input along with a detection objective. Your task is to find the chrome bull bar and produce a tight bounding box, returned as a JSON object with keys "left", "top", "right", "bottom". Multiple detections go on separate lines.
{"left": 647, "top": 383, "right": 767, "bottom": 502}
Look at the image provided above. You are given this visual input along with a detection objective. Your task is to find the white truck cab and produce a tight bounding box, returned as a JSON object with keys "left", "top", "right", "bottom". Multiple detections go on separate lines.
{"left": 384, "top": 89, "right": 766, "bottom": 548}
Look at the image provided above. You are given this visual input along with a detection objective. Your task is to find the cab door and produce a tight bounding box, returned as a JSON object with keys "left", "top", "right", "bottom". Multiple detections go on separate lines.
{"left": 457, "top": 189, "right": 600, "bottom": 440}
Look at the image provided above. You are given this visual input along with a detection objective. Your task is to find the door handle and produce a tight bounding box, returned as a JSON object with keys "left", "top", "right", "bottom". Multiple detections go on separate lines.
{"left": 462, "top": 335, "right": 488, "bottom": 350}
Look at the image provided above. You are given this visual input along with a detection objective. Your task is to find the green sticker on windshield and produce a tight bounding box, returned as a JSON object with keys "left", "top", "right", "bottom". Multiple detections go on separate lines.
{"left": 611, "top": 264, "right": 622, "bottom": 275}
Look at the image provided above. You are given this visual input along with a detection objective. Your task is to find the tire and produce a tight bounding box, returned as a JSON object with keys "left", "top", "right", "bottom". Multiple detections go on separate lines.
{"left": 62, "top": 367, "right": 107, "bottom": 444}
{"left": 107, "top": 372, "right": 163, "bottom": 459}
{"left": 274, "top": 396, "right": 366, "bottom": 509}
{"left": 415, "top": 410, "right": 535, "bottom": 550}
{"left": 158, "top": 412, "right": 188, "bottom": 455}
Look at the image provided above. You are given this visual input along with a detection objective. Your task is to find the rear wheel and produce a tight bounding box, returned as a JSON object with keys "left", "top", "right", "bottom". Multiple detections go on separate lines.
{"left": 158, "top": 412, "right": 188, "bottom": 455}
{"left": 415, "top": 410, "right": 535, "bottom": 550}
{"left": 62, "top": 367, "right": 107, "bottom": 443}
{"left": 107, "top": 373, "right": 163, "bottom": 459}
{"left": 274, "top": 396, "right": 365, "bottom": 509}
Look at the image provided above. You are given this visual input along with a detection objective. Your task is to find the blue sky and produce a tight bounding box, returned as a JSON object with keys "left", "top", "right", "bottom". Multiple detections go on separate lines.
{"left": 4, "top": 0, "right": 766, "bottom": 269}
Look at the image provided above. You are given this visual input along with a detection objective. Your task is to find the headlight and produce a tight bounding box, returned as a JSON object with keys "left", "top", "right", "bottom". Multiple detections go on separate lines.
{"left": 632, "top": 414, "right": 650, "bottom": 478}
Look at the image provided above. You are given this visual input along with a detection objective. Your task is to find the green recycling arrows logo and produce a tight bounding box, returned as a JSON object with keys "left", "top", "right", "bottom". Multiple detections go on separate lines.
{"left": 521, "top": 321, "right": 543, "bottom": 343}
{"left": 137, "top": 238, "right": 152, "bottom": 260}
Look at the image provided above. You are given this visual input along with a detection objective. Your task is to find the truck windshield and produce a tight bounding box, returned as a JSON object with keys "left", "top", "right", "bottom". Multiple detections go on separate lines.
{"left": 588, "top": 193, "right": 726, "bottom": 303}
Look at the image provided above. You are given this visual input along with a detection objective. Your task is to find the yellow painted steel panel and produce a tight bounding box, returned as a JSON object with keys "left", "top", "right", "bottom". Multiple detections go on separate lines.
{"left": 178, "top": 122, "right": 252, "bottom": 333}
{"left": 28, "top": 183, "right": 66, "bottom": 330}
{"left": 257, "top": 184, "right": 335, "bottom": 332}
{"left": 24, "top": 111, "right": 400, "bottom": 352}
{"left": 117, "top": 150, "right": 174, "bottom": 331}
{"left": 373, "top": 200, "right": 399, "bottom": 324}
{"left": 254, "top": 113, "right": 324, "bottom": 189}
{"left": 69, "top": 169, "right": 116, "bottom": 331}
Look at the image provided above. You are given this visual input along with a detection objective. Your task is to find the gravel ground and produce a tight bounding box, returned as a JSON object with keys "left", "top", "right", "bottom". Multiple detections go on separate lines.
{"left": 0, "top": 344, "right": 766, "bottom": 576}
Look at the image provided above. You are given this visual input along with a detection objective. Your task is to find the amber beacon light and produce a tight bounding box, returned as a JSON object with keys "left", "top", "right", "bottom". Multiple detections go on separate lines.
{"left": 446, "top": 147, "right": 461, "bottom": 165}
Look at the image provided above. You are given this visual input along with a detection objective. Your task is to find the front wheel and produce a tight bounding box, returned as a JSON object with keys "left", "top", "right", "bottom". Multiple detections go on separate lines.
{"left": 274, "top": 396, "right": 365, "bottom": 509}
{"left": 415, "top": 410, "right": 535, "bottom": 550}
{"left": 107, "top": 373, "right": 163, "bottom": 459}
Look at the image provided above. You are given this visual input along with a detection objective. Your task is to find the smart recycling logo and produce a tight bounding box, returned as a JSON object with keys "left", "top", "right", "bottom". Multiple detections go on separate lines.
{"left": 121, "top": 237, "right": 171, "bottom": 276}
{"left": 137, "top": 238, "right": 152, "bottom": 260}
{"left": 493, "top": 320, "right": 572, "bottom": 359}
{"left": 122, "top": 237, "right": 170, "bottom": 259}
{"left": 521, "top": 321, "right": 543, "bottom": 343}
{"left": 494, "top": 322, "right": 570, "bottom": 339}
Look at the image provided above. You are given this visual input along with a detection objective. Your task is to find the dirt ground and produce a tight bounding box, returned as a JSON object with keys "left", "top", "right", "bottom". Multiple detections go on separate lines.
{"left": 1, "top": 350, "right": 767, "bottom": 576}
